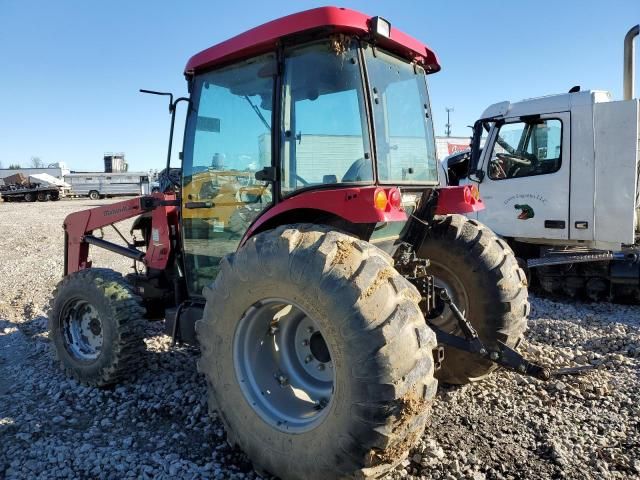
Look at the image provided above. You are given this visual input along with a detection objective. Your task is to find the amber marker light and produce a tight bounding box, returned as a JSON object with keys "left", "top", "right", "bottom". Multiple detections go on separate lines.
{"left": 374, "top": 189, "right": 388, "bottom": 211}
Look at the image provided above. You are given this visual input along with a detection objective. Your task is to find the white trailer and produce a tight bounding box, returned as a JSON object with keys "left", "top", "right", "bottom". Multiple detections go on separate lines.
{"left": 64, "top": 172, "right": 150, "bottom": 199}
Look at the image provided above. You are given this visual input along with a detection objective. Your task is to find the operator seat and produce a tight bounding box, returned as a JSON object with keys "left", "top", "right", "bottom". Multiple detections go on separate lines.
{"left": 342, "top": 158, "right": 373, "bottom": 182}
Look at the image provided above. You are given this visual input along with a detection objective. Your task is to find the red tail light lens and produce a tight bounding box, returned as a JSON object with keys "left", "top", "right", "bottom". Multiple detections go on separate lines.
{"left": 388, "top": 188, "right": 402, "bottom": 208}
{"left": 463, "top": 186, "right": 473, "bottom": 204}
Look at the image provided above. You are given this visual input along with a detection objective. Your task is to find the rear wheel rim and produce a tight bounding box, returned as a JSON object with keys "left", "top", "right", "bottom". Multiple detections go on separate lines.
{"left": 60, "top": 298, "right": 104, "bottom": 361}
{"left": 233, "top": 298, "right": 335, "bottom": 433}
{"left": 427, "top": 262, "right": 470, "bottom": 333}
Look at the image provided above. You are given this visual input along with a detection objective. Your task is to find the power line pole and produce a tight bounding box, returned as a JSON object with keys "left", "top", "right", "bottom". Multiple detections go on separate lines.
{"left": 445, "top": 107, "right": 454, "bottom": 137}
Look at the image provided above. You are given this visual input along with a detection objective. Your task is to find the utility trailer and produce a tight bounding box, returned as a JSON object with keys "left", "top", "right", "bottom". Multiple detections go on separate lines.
{"left": 444, "top": 26, "right": 640, "bottom": 301}
{"left": 0, "top": 173, "right": 63, "bottom": 202}
{"left": 65, "top": 172, "right": 151, "bottom": 200}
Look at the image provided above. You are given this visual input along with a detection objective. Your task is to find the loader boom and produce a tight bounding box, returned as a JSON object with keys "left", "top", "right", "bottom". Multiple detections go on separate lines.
{"left": 63, "top": 193, "right": 179, "bottom": 275}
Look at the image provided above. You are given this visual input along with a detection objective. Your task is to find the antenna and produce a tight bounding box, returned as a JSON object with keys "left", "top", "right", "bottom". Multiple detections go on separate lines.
{"left": 445, "top": 107, "right": 454, "bottom": 137}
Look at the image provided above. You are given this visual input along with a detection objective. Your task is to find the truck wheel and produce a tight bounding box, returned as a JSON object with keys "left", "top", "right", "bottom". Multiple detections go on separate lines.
{"left": 48, "top": 268, "right": 146, "bottom": 387}
{"left": 418, "top": 215, "right": 529, "bottom": 384}
{"left": 89, "top": 190, "right": 100, "bottom": 200}
{"left": 24, "top": 192, "right": 36, "bottom": 202}
{"left": 49, "top": 191, "right": 60, "bottom": 201}
{"left": 197, "top": 225, "right": 437, "bottom": 479}
{"left": 36, "top": 191, "right": 49, "bottom": 201}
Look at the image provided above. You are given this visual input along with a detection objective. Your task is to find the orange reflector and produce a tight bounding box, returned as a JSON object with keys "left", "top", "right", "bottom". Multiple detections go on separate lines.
{"left": 470, "top": 185, "right": 480, "bottom": 201}
{"left": 374, "top": 189, "right": 388, "bottom": 210}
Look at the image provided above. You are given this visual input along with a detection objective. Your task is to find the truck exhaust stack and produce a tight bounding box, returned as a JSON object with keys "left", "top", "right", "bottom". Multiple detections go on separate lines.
{"left": 623, "top": 24, "right": 639, "bottom": 100}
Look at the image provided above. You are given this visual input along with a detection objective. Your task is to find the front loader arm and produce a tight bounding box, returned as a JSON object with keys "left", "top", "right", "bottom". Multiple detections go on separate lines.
{"left": 63, "top": 194, "right": 179, "bottom": 276}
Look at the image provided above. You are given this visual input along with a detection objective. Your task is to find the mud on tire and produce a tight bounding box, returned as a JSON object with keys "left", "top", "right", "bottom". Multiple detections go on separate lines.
{"left": 196, "top": 224, "right": 438, "bottom": 479}
{"left": 418, "top": 214, "right": 529, "bottom": 385}
{"left": 48, "top": 268, "right": 146, "bottom": 387}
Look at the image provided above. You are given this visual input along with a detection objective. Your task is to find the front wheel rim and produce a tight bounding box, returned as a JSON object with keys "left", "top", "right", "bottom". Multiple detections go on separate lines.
{"left": 60, "top": 298, "right": 104, "bottom": 361}
{"left": 233, "top": 298, "right": 335, "bottom": 433}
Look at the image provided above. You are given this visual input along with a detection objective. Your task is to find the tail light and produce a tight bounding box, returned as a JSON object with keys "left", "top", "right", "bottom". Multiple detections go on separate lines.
{"left": 434, "top": 185, "right": 485, "bottom": 215}
{"left": 388, "top": 188, "right": 402, "bottom": 208}
{"left": 374, "top": 189, "right": 388, "bottom": 211}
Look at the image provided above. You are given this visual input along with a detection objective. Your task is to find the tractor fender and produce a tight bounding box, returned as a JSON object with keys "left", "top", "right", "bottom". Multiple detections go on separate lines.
{"left": 240, "top": 186, "right": 406, "bottom": 246}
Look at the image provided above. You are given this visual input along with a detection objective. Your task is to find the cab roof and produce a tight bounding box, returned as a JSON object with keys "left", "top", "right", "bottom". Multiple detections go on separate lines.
{"left": 184, "top": 6, "right": 440, "bottom": 74}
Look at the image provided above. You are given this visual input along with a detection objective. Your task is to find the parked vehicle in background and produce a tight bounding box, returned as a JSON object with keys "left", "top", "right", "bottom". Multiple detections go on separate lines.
{"left": 443, "top": 25, "right": 640, "bottom": 301}
{"left": 0, "top": 172, "right": 68, "bottom": 202}
{"left": 64, "top": 172, "right": 150, "bottom": 199}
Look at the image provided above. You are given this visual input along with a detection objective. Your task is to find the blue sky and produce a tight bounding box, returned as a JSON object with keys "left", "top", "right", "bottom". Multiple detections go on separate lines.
{"left": 1, "top": 0, "right": 638, "bottom": 172}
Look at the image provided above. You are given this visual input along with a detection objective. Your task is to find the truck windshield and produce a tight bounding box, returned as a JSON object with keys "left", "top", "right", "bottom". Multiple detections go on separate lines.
{"left": 364, "top": 46, "right": 438, "bottom": 184}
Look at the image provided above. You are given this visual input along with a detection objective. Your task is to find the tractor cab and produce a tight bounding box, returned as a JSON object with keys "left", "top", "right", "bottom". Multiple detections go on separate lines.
{"left": 179, "top": 8, "right": 442, "bottom": 293}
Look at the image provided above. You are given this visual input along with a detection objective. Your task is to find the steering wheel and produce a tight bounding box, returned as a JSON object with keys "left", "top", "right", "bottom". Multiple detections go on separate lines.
{"left": 496, "top": 152, "right": 533, "bottom": 166}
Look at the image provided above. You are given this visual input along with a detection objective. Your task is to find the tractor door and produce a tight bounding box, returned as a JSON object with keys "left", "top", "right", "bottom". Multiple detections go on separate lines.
{"left": 476, "top": 113, "right": 570, "bottom": 240}
{"left": 181, "top": 53, "right": 276, "bottom": 295}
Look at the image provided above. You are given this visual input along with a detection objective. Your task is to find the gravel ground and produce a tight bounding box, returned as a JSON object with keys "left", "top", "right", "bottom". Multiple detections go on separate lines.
{"left": 0, "top": 199, "right": 639, "bottom": 479}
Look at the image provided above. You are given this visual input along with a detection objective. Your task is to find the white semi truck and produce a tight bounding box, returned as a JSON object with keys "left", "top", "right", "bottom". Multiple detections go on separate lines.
{"left": 445, "top": 25, "right": 640, "bottom": 301}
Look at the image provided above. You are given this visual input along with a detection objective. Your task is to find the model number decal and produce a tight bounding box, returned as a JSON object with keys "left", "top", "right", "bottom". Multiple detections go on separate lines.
{"left": 103, "top": 205, "right": 135, "bottom": 217}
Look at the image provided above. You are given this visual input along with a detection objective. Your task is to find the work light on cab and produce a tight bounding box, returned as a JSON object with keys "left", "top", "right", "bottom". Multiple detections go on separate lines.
{"left": 370, "top": 16, "right": 391, "bottom": 38}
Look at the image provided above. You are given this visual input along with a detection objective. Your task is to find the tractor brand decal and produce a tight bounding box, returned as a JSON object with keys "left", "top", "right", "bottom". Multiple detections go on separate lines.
{"left": 514, "top": 204, "right": 535, "bottom": 220}
{"left": 103, "top": 205, "right": 135, "bottom": 217}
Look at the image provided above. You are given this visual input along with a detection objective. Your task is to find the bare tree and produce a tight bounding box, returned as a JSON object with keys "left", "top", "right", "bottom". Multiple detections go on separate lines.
{"left": 8, "top": 163, "right": 21, "bottom": 169}
{"left": 30, "top": 156, "right": 44, "bottom": 168}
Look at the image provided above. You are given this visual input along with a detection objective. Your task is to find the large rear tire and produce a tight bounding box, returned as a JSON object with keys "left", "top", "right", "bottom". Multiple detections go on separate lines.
{"left": 48, "top": 268, "right": 146, "bottom": 387}
{"left": 418, "top": 214, "right": 529, "bottom": 384}
{"left": 197, "top": 224, "right": 437, "bottom": 479}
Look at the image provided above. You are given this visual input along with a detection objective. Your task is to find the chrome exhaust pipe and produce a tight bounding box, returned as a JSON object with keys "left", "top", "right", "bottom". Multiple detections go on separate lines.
{"left": 623, "top": 25, "right": 639, "bottom": 100}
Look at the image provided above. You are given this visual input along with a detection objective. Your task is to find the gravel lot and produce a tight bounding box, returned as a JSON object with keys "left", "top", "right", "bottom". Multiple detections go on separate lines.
{"left": 1, "top": 199, "right": 639, "bottom": 479}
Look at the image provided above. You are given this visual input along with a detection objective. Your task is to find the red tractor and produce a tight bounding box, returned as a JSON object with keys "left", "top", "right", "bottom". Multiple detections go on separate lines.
{"left": 49, "top": 8, "right": 541, "bottom": 479}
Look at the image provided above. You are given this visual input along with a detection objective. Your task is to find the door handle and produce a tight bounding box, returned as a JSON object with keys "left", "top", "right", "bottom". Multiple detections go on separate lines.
{"left": 185, "top": 201, "right": 214, "bottom": 209}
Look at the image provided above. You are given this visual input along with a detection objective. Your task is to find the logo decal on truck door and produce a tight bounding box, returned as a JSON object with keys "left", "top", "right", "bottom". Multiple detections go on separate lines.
{"left": 514, "top": 204, "right": 535, "bottom": 220}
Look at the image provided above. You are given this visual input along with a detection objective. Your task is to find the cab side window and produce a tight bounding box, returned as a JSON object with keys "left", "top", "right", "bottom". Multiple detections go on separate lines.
{"left": 488, "top": 119, "right": 562, "bottom": 180}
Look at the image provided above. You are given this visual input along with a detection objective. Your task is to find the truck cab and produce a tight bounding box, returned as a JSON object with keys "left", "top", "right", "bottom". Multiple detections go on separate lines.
{"left": 466, "top": 90, "right": 640, "bottom": 251}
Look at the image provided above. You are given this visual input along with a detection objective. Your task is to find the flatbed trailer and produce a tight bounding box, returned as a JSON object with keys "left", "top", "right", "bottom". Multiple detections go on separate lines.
{"left": 0, "top": 184, "right": 61, "bottom": 202}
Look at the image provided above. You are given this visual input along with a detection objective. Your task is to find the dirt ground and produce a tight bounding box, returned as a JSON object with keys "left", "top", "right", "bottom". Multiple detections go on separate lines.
{"left": 0, "top": 198, "right": 638, "bottom": 479}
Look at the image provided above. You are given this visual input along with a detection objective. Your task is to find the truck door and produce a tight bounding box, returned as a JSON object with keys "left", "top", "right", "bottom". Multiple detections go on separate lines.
{"left": 476, "top": 113, "right": 570, "bottom": 240}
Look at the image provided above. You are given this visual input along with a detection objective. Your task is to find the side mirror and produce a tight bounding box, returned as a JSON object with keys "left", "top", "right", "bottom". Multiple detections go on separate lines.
{"left": 468, "top": 169, "right": 485, "bottom": 183}
{"left": 255, "top": 166, "right": 277, "bottom": 183}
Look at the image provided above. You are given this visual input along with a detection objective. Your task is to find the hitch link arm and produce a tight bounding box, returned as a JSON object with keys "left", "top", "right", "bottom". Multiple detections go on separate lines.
{"left": 430, "top": 288, "right": 551, "bottom": 381}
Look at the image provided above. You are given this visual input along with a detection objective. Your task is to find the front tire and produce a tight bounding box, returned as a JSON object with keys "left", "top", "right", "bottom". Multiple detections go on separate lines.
{"left": 197, "top": 225, "right": 437, "bottom": 479}
{"left": 48, "top": 268, "right": 146, "bottom": 387}
{"left": 88, "top": 190, "right": 100, "bottom": 200}
{"left": 418, "top": 215, "right": 529, "bottom": 384}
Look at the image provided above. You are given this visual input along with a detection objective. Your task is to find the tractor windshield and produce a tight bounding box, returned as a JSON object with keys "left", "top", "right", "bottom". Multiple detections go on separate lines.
{"left": 364, "top": 46, "right": 438, "bottom": 184}
{"left": 281, "top": 39, "right": 372, "bottom": 194}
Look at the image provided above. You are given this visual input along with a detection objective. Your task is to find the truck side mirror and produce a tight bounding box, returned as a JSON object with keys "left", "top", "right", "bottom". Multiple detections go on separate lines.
{"left": 468, "top": 169, "right": 485, "bottom": 183}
